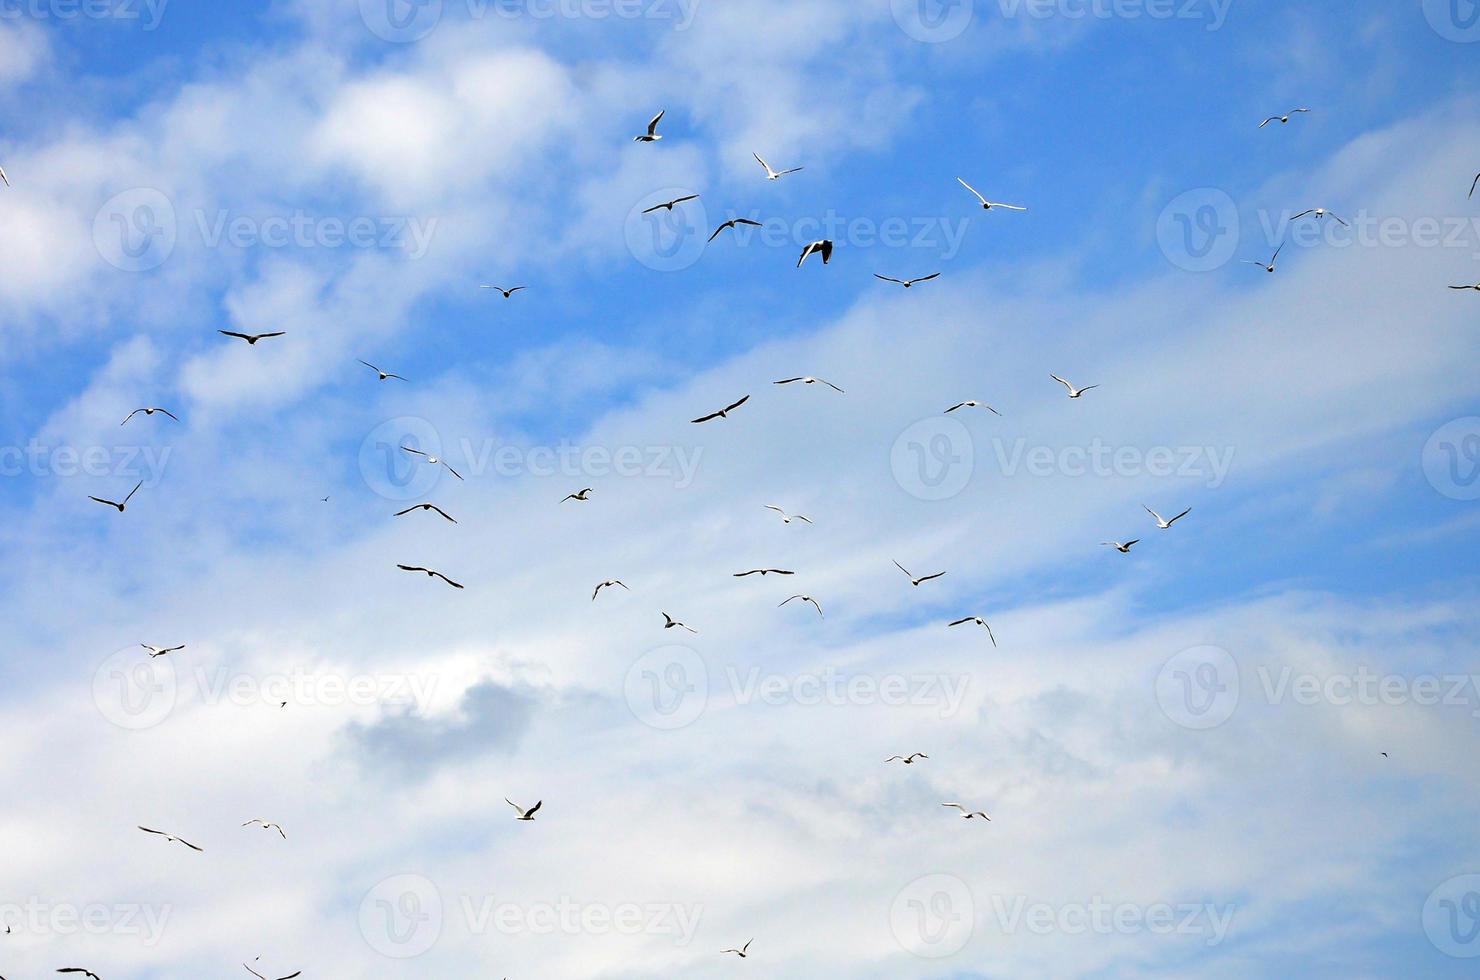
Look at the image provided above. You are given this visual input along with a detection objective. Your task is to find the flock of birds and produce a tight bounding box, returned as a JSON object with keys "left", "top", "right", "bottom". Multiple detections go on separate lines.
{"left": 7, "top": 99, "right": 1474, "bottom": 978}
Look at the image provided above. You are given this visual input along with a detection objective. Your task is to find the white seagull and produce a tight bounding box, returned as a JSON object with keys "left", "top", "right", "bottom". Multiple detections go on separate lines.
{"left": 138, "top": 826, "right": 204, "bottom": 851}
{"left": 394, "top": 502, "right": 457, "bottom": 523}
{"left": 1102, "top": 540, "right": 1140, "bottom": 554}
{"left": 593, "top": 580, "right": 629, "bottom": 601}
{"left": 1144, "top": 505, "right": 1192, "bottom": 529}
{"left": 662, "top": 612, "right": 698, "bottom": 634}
{"left": 141, "top": 643, "right": 185, "bottom": 658}
{"left": 708, "top": 217, "right": 763, "bottom": 243}
{"left": 479, "top": 284, "right": 526, "bottom": 298}
{"left": 1051, "top": 374, "right": 1099, "bottom": 399}
{"left": 874, "top": 273, "right": 940, "bottom": 289}
{"left": 89, "top": 480, "right": 143, "bottom": 513}
{"left": 774, "top": 376, "right": 844, "bottom": 392}
{"left": 956, "top": 177, "right": 1026, "bottom": 211}
{"left": 1291, "top": 207, "right": 1349, "bottom": 227}
{"left": 764, "top": 505, "right": 813, "bottom": 525}
{"left": 1259, "top": 108, "right": 1310, "bottom": 127}
{"left": 1448, "top": 282, "right": 1480, "bottom": 291}
{"left": 886, "top": 752, "right": 928, "bottom": 764}
{"left": 948, "top": 617, "right": 996, "bottom": 646}
{"left": 562, "top": 488, "right": 594, "bottom": 502}
{"left": 1470, "top": 173, "right": 1479, "bottom": 199}
{"left": 633, "top": 109, "right": 665, "bottom": 142}
{"left": 401, "top": 445, "right": 463, "bottom": 480}
{"left": 121, "top": 407, "right": 179, "bottom": 425}
{"left": 397, "top": 564, "right": 465, "bottom": 589}
{"left": 1242, "top": 243, "right": 1284, "bottom": 273}
{"left": 506, "top": 798, "right": 543, "bottom": 821}
{"left": 722, "top": 940, "right": 753, "bottom": 958}
{"left": 642, "top": 194, "right": 700, "bottom": 214}
{"left": 241, "top": 819, "right": 287, "bottom": 839}
{"left": 218, "top": 329, "right": 286, "bottom": 345}
{"left": 942, "top": 803, "right": 991, "bottom": 821}
{"left": 797, "top": 239, "right": 833, "bottom": 268}
{"left": 754, "top": 153, "right": 803, "bottom": 180}
{"left": 894, "top": 560, "right": 945, "bottom": 587}
{"left": 779, "top": 595, "right": 824, "bottom": 617}
{"left": 945, "top": 400, "right": 1000, "bottom": 415}
{"left": 358, "top": 359, "right": 406, "bottom": 381}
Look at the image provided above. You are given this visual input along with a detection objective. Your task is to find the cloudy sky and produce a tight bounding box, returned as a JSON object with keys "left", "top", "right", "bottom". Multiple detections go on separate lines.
{"left": 1, "top": 0, "right": 1479, "bottom": 977}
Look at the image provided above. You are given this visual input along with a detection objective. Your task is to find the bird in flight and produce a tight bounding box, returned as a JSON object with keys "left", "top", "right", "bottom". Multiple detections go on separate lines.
{"left": 507, "top": 798, "right": 542, "bottom": 821}
{"left": 593, "top": 580, "right": 629, "bottom": 601}
{"left": 1448, "top": 282, "right": 1480, "bottom": 291}
{"left": 662, "top": 612, "right": 698, "bottom": 634}
{"left": 945, "top": 400, "right": 1000, "bottom": 415}
{"left": 956, "top": 177, "right": 1026, "bottom": 211}
{"left": 89, "top": 481, "right": 143, "bottom": 513}
{"left": 708, "top": 217, "right": 762, "bottom": 243}
{"left": 691, "top": 395, "right": 750, "bottom": 423}
{"left": 764, "top": 505, "right": 812, "bottom": 525}
{"left": 401, "top": 445, "right": 463, "bottom": 480}
{"left": 0, "top": 164, "right": 8, "bottom": 187}
{"left": 121, "top": 407, "right": 179, "bottom": 425}
{"left": 797, "top": 239, "right": 833, "bottom": 268}
{"left": 942, "top": 803, "right": 991, "bottom": 821}
{"left": 138, "top": 826, "right": 204, "bottom": 851}
{"left": 218, "top": 330, "right": 286, "bottom": 345}
{"left": 774, "top": 376, "right": 843, "bottom": 392}
{"left": 874, "top": 273, "right": 940, "bottom": 289}
{"left": 1144, "top": 505, "right": 1192, "bottom": 529}
{"left": 754, "top": 152, "right": 803, "bottom": 180}
{"left": 141, "top": 643, "right": 185, "bottom": 658}
{"left": 479, "top": 284, "right": 526, "bottom": 298}
{"left": 1243, "top": 243, "right": 1284, "bottom": 273}
{"left": 642, "top": 194, "right": 700, "bottom": 214}
{"left": 894, "top": 560, "right": 945, "bottom": 587}
{"left": 948, "top": 617, "right": 996, "bottom": 646}
{"left": 241, "top": 819, "right": 287, "bottom": 839}
{"left": 1102, "top": 540, "right": 1140, "bottom": 554}
{"left": 1051, "top": 374, "right": 1099, "bottom": 399}
{"left": 1291, "top": 207, "right": 1348, "bottom": 227}
{"left": 886, "top": 752, "right": 928, "bottom": 764}
{"left": 358, "top": 359, "right": 406, "bottom": 381}
{"left": 243, "top": 957, "right": 301, "bottom": 980}
{"left": 1470, "top": 173, "right": 1480, "bottom": 199}
{"left": 734, "top": 568, "right": 794, "bottom": 578}
{"left": 397, "top": 565, "right": 465, "bottom": 589}
{"left": 1259, "top": 108, "right": 1310, "bottom": 127}
{"left": 633, "top": 109, "right": 665, "bottom": 142}
{"left": 562, "top": 488, "right": 594, "bottom": 502}
{"left": 722, "top": 940, "right": 753, "bottom": 958}
{"left": 57, "top": 970, "right": 103, "bottom": 980}
{"left": 394, "top": 502, "right": 457, "bottom": 523}
{"left": 780, "top": 595, "right": 823, "bottom": 617}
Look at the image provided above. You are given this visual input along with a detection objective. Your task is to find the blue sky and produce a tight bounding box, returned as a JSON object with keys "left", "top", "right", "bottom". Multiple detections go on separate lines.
{"left": 1, "top": 1, "right": 1479, "bottom": 977}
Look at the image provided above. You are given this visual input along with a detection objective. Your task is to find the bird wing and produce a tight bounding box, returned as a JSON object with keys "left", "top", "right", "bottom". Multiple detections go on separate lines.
{"left": 218, "top": 330, "right": 251, "bottom": 340}
{"left": 431, "top": 506, "right": 456, "bottom": 522}
{"left": 433, "top": 572, "right": 465, "bottom": 589}
{"left": 647, "top": 109, "right": 664, "bottom": 133}
{"left": 707, "top": 222, "right": 731, "bottom": 242}
{"left": 819, "top": 240, "right": 833, "bottom": 263}
{"left": 874, "top": 274, "right": 905, "bottom": 284}
{"left": 506, "top": 798, "right": 525, "bottom": 814}
{"left": 956, "top": 176, "right": 987, "bottom": 204}
{"left": 734, "top": 570, "right": 759, "bottom": 577}
{"left": 88, "top": 496, "right": 117, "bottom": 507}
{"left": 773, "top": 378, "right": 804, "bottom": 385}
{"left": 795, "top": 515, "right": 813, "bottom": 523}
{"left": 1471, "top": 173, "right": 1480, "bottom": 199}
{"left": 753, "top": 152, "right": 771, "bottom": 174}
{"left": 444, "top": 463, "right": 464, "bottom": 480}
{"left": 797, "top": 242, "right": 817, "bottom": 267}
{"left": 945, "top": 403, "right": 965, "bottom": 413}
{"left": 397, "top": 565, "right": 428, "bottom": 574}
{"left": 917, "top": 572, "right": 946, "bottom": 583}
{"left": 893, "top": 560, "right": 912, "bottom": 577}
{"left": 1169, "top": 508, "right": 1192, "bottom": 524}
{"left": 911, "top": 273, "right": 941, "bottom": 284}
{"left": 690, "top": 410, "right": 722, "bottom": 423}
{"left": 401, "top": 446, "right": 429, "bottom": 458}
{"left": 1051, "top": 374, "right": 1074, "bottom": 391}
{"left": 1290, "top": 209, "right": 1315, "bottom": 220}
{"left": 1126, "top": 540, "right": 1141, "bottom": 548}
{"left": 1259, "top": 117, "right": 1276, "bottom": 127}
{"left": 948, "top": 618, "right": 971, "bottom": 626}
{"left": 124, "top": 481, "right": 143, "bottom": 503}
{"left": 157, "top": 408, "right": 180, "bottom": 420}
{"left": 258, "top": 332, "right": 286, "bottom": 339}
{"left": 525, "top": 800, "right": 542, "bottom": 817}
{"left": 724, "top": 395, "right": 751, "bottom": 413}
{"left": 778, "top": 167, "right": 803, "bottom": 176}
{"left": 121, "top": 409, "right": 143, "bottom": 424}
{"left": 641, "top": 202, "right": 666, "bottom": 214}
{"left": 393, "top": 505, "right": 417, "bottom": 516}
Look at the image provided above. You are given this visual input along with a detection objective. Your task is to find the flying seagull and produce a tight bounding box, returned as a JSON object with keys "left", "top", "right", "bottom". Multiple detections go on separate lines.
{"left": 764, "top": 505, "right": 812, "bottom": 525}
{"left": 708, "top": 217, "right": 762, "bottom": 243}
{"left": 121, "top": 407, "right": 179, "bottom": 425}
{"left": 1051, "top": 374, "right": 1099, "bottom": 399}
{"left": 57, "top": 971, "right": 103, "bottom": 980}
{"left": 956, "top": 177, "right": 1026, "bottom": 211}
{"left": 506, "top": 798, "right": 542, "bottom": 821}
{"left": 633, "top": 109, "right": 665, "bottom": 142}
{"left": 1144, "top": 505, "right": 1192, "bottom": 529}
{"left": 734, "top": 568, "right": 794, "bottom": 577}
{"left": 400, "top": 445, "right": 463, "bottom": 480}
{"left": 358, "top": 359, "right": 406, "bottom": 381}
{"left": 562, "top": 488, "right": 594, "bottom": 502}
{"left": 244, "top": 957, "right": 301, "bottom": 980}
{"left": 479, "top": 284, "right": 526, "bottom": 298}
{"left": 941, "top": 803, "right": 991, "bottom": 821}
{"left": 138, "top": 826, "right": 204, "bottom": 851}
{"left": 593, "top": 580, "right": 629, "bottom": 601}
{"left": 886, "top": 752, "right": 928, "bottom": 764}
{"left": 642, "top": 194, "right": 700, "bottom": 214}
{"left": 774, "top": 376, "right": 843, "bottom": 392}
{"left": 691, "top": 395, "right": 750, "bottom": 423}
{"left": 397, "top": 565, "right": 465, "bottom": 589}
{"left": 754, "top": 153, "right": 803, "bottom": 180}
{"left": 797, "top": 239, "right": 833, "bottom": 268}
{"left": 948, "top": 617, "right": 996, "bottom": 646}
{"left": 1259, "top": 108, "right": 1310, "bottom": 127}
{"left": 1242, "top": 243, "right": 1284, "bottom": 273}
{"left": 894, "top": 560, "right": 945, "bottom": 587}
{"left": 945, "top": 400, "right": 1000, "bottom": 415}
{"left": 241, "top": 819, "right": 287, "bottom": 839}
{"left": 218, "top": 330, "right": 285, "bottom": 345}
{"left": 662, "top": 612, "right": 698, "bottom": 634}
{"left": 1448, "top": 282, "right": 1480, "bottom": 291}
{"left": 1471, "top": 173, "right": 1479, "bottom": 199}
{"left": 141, "top": 644, "right": 185, "bottom": 658}
{"left": 779, "top": 595, "right": 823, "bottom": 617}
{"left": 874, "top": 273, "right": 940, "bottom": 289}
{"left": 394, "top": 502, "right": 457, "bottom": 523}
{"left": 1102, "top": 540, "right": 1140, "bottom": 554}
{"left": 1291, "top": 207, "right": 1349, "bottom": 227}
{"left": 722, "top": 940, "right": 753, "bottom": 958}
{"left": 89, "top": 481, "right": 143, "bottom": 513}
